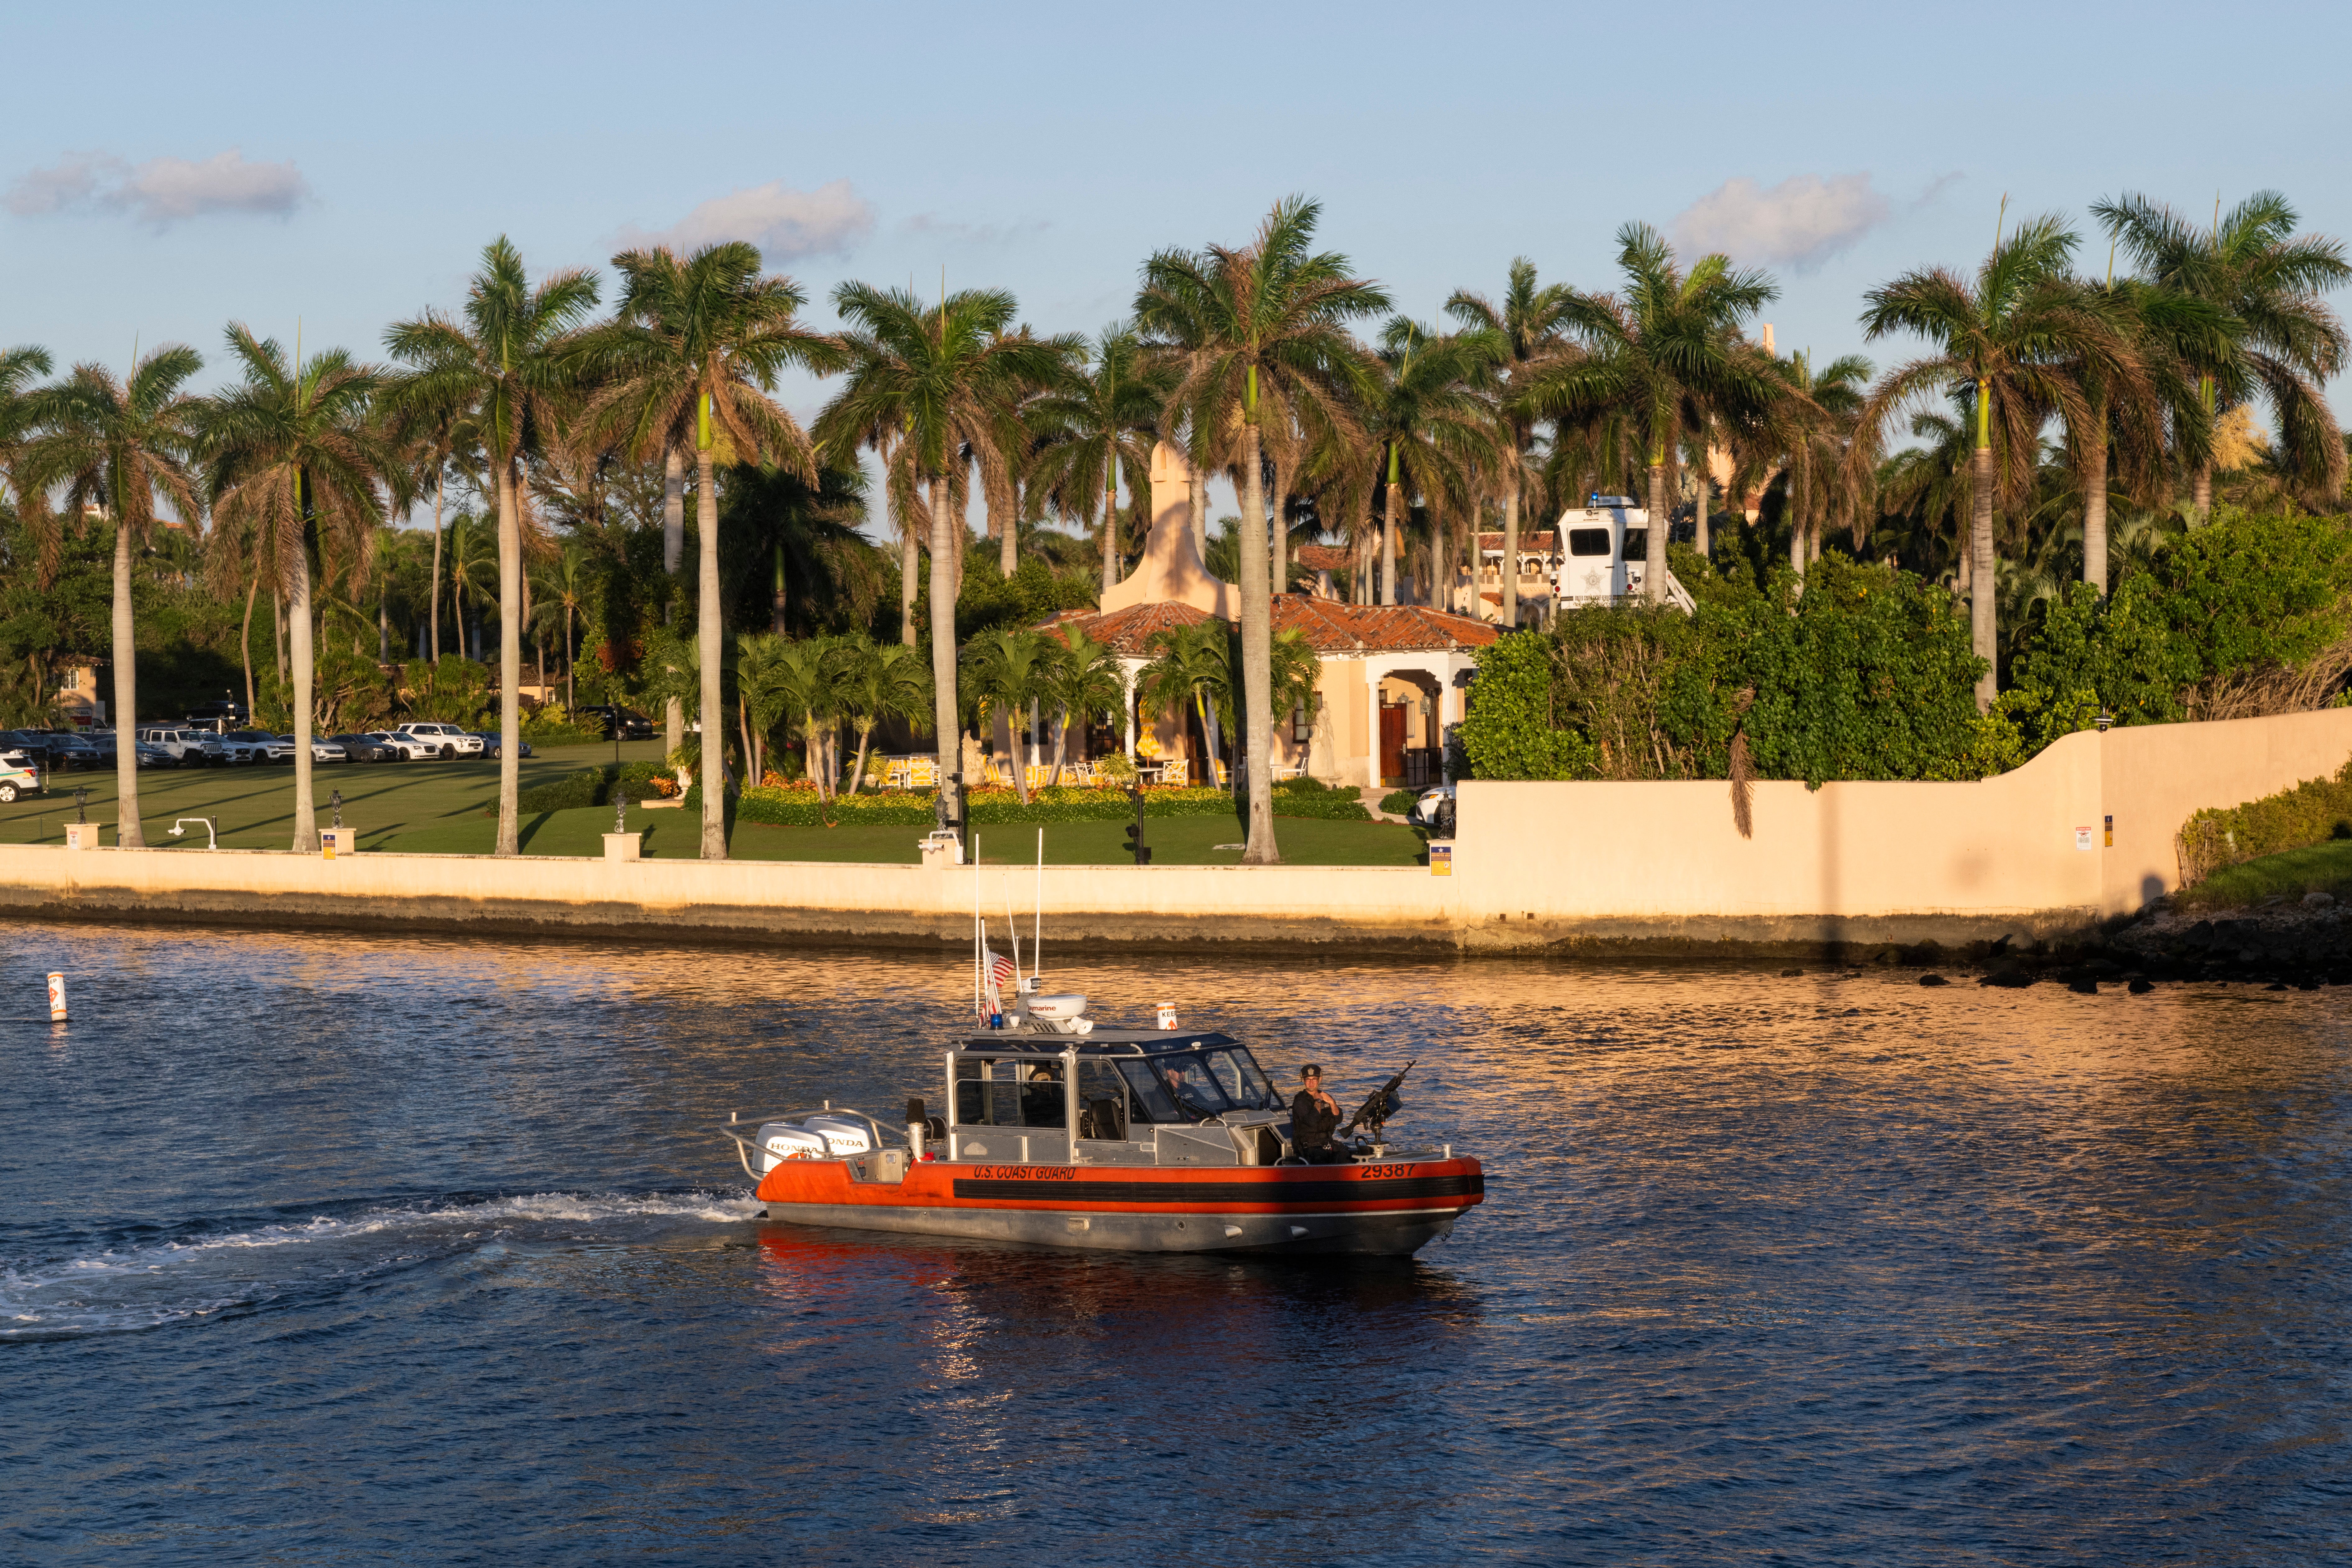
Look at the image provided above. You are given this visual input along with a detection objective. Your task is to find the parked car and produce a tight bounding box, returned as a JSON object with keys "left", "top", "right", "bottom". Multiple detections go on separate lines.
{"left": 218, "top": 729, "right": 295, "bottom": 765}
{"left": 1409, "top": 783, "right": 1455, "bottom": 837}
{"left": 0, "top": 730, "right": 57, "bottom": 769}
{"left": 471, "top": 731, "right": 534, "bottom": 760}
{"left": 0, "top": 748, "right": 42, "bottom": 802}
{"left": 574, "top": 704, "right": 655, "bottom": 741}
{"left": 295, "top": 736, "right": 349, "bottom": 764}
{"left": 184, "top": 699, "right": 248, "bottom": 730}
{"left": 332, "top": 733, "right": 397, "bottom": 763}
{"left": 133, "top": 740, "right": 179, "bottom": 769}
{"left": 44, "top": 733, "right": 105, "bottom": 771}
{"left": 366, "top": 730, "right": 436, "bottom": 761}
{"left": 138, "top": 726, "right": 223, "bottom": 766}
{"left": 395, "top": 721, "right": 485, "bottom": 759}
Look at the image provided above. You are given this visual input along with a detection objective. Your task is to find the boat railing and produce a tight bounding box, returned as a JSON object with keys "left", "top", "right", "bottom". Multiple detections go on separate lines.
{"left": 717, "top": 1106, "right": 904, "bottom": 1180}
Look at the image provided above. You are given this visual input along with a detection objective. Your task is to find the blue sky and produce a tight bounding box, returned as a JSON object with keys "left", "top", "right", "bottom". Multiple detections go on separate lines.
{"left": 6, "top": 1, "right": 2346, "bottom": 530}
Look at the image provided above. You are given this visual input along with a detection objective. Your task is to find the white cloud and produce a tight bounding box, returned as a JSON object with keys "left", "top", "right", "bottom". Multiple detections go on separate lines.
{"left": 618, "top": 179, "right": 874, "bottom": 260}
{"left": 1670, "top": 173, "right": 1889, "bottom": 272}
{"left": 7, "top": 148, "right": 308, "bottom": 226}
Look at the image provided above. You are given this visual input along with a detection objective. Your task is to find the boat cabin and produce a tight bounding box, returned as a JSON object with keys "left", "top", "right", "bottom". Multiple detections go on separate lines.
{"left": 942, "top": 1029, "right": 1294, "bottom": 1168}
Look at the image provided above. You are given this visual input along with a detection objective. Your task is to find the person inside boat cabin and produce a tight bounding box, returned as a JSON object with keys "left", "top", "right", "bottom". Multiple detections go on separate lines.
{"left": 1292, "top": 1065, "right": 1346, "bottom": 1163}
{"left": 1023, "top": 1064, "right": 1063, "bottom": 1125}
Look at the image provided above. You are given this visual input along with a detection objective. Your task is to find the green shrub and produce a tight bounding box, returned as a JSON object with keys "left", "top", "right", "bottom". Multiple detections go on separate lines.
{"left": 726, "top": 783, "right": 1239, "bottom": 829}
{"left": 2178, "top": 758, "right": 2352, "bottom": 885}
{"left": 1379, "top": 789, "right": 1416, "bottom": 815}
{"left": 1269, "top": 789, "right": 1370, "bottom": 821}
{"left": 517, "top": 768, "right": 602, "bottom": 813}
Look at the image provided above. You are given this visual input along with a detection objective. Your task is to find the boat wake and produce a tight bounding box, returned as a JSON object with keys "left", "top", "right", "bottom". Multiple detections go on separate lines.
{"left": 0, "top": 1189, "right": 759, "bottom": 1343}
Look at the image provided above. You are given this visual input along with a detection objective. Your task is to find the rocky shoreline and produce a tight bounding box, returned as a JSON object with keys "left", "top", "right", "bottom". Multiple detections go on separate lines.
{"left": 1892, "top": 892, "right": 2352, "bottom": 993}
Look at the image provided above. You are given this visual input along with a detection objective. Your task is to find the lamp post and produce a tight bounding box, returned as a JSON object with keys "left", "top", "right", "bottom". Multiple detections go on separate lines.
{"left": 328, "top": 790, "right": 343, "bottom": 828}
{"left": 73, "top": 787, "right": 88, "bottom": 825}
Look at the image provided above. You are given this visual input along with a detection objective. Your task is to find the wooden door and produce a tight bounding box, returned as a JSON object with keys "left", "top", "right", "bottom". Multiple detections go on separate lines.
{"left": 1379, "top": 703, "right": 1407, "bottom": 782}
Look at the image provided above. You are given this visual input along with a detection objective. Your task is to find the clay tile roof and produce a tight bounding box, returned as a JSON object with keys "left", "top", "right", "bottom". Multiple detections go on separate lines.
{"left": 1475, "top": 530, "right": 1557, "bottom": 550}
{"left": 1040, "top": 595, "right": 1498, "bottom": 656}
{"left": 1268, "top": 595, "right": 1500, "bottom": 653}
{"left": 1292, "top": 544, "right": 1351, "bottom": 571}
{"left": 1037, "top": 600, "right": 1214, "bottom": 656}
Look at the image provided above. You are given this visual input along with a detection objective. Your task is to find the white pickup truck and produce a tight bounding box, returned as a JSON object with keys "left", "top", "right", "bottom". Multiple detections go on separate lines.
{"left": 395, "top": 721, "right": 485, "bottom": 759}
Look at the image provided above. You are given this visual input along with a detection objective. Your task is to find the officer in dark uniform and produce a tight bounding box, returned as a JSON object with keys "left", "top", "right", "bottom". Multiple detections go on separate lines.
{"left": 1290, "top": 1064, "right": 1348, "bottom": 1163}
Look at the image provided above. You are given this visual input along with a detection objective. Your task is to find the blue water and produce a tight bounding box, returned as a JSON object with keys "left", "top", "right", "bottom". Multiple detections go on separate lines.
{"left": 3, "top": 924, "right": 2349, "bottom": 1565}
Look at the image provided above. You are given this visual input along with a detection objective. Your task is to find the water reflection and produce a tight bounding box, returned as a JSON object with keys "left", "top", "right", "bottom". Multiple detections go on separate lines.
{"left": 4, "top": 923, "right": 2352, "bottom": 1563}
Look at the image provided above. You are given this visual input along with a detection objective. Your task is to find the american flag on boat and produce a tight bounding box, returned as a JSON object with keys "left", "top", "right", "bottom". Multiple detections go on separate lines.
{"left": 984, "top": 946, "right": 1017, "bottom": 1007}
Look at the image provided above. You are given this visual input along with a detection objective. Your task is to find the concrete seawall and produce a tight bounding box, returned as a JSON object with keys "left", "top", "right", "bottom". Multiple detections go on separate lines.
{"left": 6, "top": 709, "right": 2349, "bottom": 957}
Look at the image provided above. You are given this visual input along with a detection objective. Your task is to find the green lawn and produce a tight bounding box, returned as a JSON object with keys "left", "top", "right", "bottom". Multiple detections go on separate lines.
{"left": 381, "top": 804, "right": 1428, "bottom": 866}
{"left": 0, "top": 741, "right": 669, "bottom": 851}
{"left": 2179, "top": 837, "right": 2352, "bottom": 910}
{"left": 0, "top": 742, "right": 1428, "bottom": 866}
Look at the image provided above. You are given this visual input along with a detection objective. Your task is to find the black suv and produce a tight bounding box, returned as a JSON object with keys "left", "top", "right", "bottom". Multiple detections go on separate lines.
{"left": 575, "top": 705, "right": 655, "bottom": 741}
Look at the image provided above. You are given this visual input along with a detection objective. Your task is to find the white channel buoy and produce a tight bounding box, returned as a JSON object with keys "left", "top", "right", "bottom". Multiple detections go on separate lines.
{"left": 46, "top": 972, "right": 67, "bottom": 1022}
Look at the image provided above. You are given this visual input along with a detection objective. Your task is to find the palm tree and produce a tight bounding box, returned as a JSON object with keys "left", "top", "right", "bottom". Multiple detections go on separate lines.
{"left": 588, "top": 241, "right": 845, "bottom": 856}
{"left": 22, "top": 345, "right": 205, "bottom": 847}
{"left": 204, "top": 327, "right": 385, "bottom": 852}
{"left": 1363, "top": 320, "right": 1501, "bottom": 608}
{"left": 445, "top": 514, "right": 495, "bottom": 661}
{"left": 531, "top": 541, "right": 591, "bottom": 710}
{"left": 0, "top": 347, "right": 54, "bottom": 545}
{"left": 1859, "top": 215, "right": 2135, "bottom": 710}
{"left": 1038, "top": 620, "right": 1123, "bottom": 785}
{"left": 838, "top": 638, "right": 931, "bottom": 795}
{"left": 1137, "top": 618, "right": 1233, "bottom": 786}
{"left": 1525, "top": 223, "right": 1778, "bottom": 605}
{"left": 386, "top": 237, "right": 599, "bottom": 857}
{"left": 1446, "top": 259, "right": 1577, "bottom": 624}
{"left": 1024, "top": 324, "right": 1168, "bottom": 595}
{"left": 1138, "top": 196, "right": 1388, "bottom": 861}
{"left": 961, "top": 625, "right": 1058, "bottom": 804}
{"left": 818, "top": 283, "right": 1070, "bottom": 807}
{"left": 1763, "top": 349, "right": 1872, "bottom": 573}
{"left": 2093, "top": 190, "right": 2349, "bottom": 519}
{"left": 2060, "top": 276, "right": 2218, "bottom": 593}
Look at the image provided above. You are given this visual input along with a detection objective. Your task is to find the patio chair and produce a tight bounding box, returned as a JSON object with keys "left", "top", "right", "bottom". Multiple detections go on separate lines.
{"left": 1159, "top": 758, "right": 1188, "bottom": 787}
{"left": 905, "top": 759, "right": 938, "bottom": 790}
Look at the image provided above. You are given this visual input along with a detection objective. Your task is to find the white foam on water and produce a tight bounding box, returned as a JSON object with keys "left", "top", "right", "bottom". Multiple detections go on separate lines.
{"left": 0, "top": 1189, "right": 760, "bottom": 1341}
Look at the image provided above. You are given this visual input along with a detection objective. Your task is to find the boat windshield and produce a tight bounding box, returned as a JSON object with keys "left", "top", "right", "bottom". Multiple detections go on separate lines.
{"left": 1199, "top": 1048, "right": 1282, "bottom": 1110}
{"left": 1114, "top": 1048, "right": 1283, "bottom": 1122}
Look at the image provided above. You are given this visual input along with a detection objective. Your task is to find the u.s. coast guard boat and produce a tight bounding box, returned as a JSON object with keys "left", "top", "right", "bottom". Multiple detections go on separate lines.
{"left": 717, "top": 993, "right": 1485, "bottom": 1257}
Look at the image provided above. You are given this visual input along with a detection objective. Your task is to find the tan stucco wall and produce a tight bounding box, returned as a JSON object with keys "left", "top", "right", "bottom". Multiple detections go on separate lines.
{"left": 6, "top": 709, "right": 2347, "bottom": 955}
{"left": 1454, "top": 706, "right": 2352, "bottom": 938}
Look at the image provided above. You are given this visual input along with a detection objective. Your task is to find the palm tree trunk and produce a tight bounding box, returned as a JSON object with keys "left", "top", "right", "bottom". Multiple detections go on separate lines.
{"left": 273, "top": 587, "right": 286, "bottom": 680}
{"left": 664, "top": 442, "right": 685, "bottom": 760}
{"left": 1500, "top": 482, "right": 1521, "bottom": 628}
{"left": 1969, "top": 442, "right": 1997, "bottom": 713}
{"left": 495, "top": 460, "right": 524, "bottom": 857}
{"left": 1645, "top": 458, "right": 1668, "bottom": 605}
{"left": 428, "top": 469, "right": 445, "bottom": 658}
{"left": 998, "top": 489, "right": 1017, "bottom": 579}
{"left": 1237, "top": 420, "right": 1278, "bottom": 864}
{"left": 900, "top": 516, "right": 920, "bottom": 646}
{"left": 108, "top": 516, "right": 143, "bottom": 848}
{"left": 1381, "top": 483, "right": 1400, "bottom": 607}
{"left": 1189, "top": 473, "right": 1206, "bottom": 561}
{"left": 851, "top": 721, "right": 875, "bottom": 796}
{"left": 1101, "top": 479, "right": 1120, "bottom": 597}
{"left": 740, "top": 698, "right": 758, "bottom": 797}
{"left": 2082, "top": 426, "right": 2109, "bottom": 595}
{"left": 927, "top": 475, "right": 960, "bottom": 812}
{"left": 288, "top": 522, "right": 320, "bottom": 855}
{"left": 1693, "top": 452, "right": 1710, "bottom": 565}
{"left": 2191, "top": 461, "right": 2212, "bottom": 525}
{"left": 378, "top": 579, "right": 390, "bottom": 664}
{"left": 1050, "top": 707, "right": 1069, "bottom": 788}
{"left": 239, "top": 577, "right": 258, "bottom": 725}
{"left": 771, "top": 541, "right": 788, "bottom": 636}
{"left": 696, "top": 441, "right": 726, "bottom": 859}
{"left": 565, "top": 606, "right": 575, "bottom": 710}
{"left": 1270, "top": 492, "right": 1287, "bottom": 600}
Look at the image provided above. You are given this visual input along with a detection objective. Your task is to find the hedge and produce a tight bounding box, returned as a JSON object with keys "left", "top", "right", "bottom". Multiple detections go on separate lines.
{"left": 2178, "top": 758, "right": 2352, "bottom": 885}
{"left": 516, "top": 761, "right": 678, "bottom": 814}
{"left": 714, "top": 777, "right": 1371, "bottom": 828}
